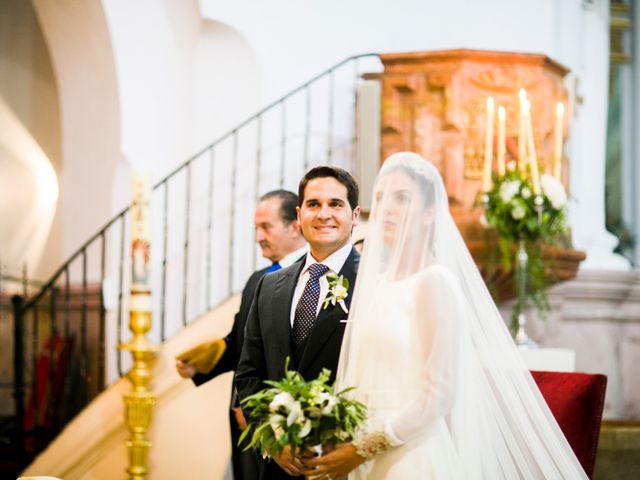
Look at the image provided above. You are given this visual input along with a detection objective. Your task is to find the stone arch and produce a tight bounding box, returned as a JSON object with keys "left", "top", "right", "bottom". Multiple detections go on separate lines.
{"left": 31, "top": 0, "right": 121, "bottom": 273}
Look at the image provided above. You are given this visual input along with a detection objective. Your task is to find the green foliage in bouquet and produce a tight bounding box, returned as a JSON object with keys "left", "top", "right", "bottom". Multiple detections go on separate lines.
{"left": 483, "top": 167, "right": 569, "bottom": 324}
{"left": 239, "top": 358, "right": 367, "bottom": 460}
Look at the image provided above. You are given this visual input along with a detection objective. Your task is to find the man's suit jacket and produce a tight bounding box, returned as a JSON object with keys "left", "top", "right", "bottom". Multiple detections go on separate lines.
{"left": 192, "top": 266, "right": 268, "bottom": 385}
{"left": 235, "top": 247, "right": 360, "bottom": 478}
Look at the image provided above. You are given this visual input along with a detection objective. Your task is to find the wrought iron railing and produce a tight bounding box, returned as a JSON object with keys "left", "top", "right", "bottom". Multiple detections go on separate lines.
{"left": 6, "top": 53, "right": 382, "bottom": 465}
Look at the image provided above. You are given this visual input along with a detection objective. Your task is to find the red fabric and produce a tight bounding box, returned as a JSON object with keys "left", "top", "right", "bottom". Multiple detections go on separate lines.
{"left": 24, "top": 336, "right": 67, "bottom": 430}
{"left": 531, "top": 370, "right": 607, "bottom": 479}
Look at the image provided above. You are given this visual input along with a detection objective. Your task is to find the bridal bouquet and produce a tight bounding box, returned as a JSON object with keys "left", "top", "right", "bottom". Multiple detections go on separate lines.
{"left": 239, "top": 359, "right": 367, "bottom": 459}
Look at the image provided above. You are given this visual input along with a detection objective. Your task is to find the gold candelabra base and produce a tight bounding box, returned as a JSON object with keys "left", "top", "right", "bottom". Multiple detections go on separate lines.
{"left": 120, "top": 305, "right": 157, "bottom": 479}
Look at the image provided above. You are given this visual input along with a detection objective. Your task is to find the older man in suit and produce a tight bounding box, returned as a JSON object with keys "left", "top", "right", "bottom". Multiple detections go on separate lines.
{"left": 235, "top": 166, "right": 361, "bottom": 479}
{"left": 176, "top": 189, "right": 307, "bottom": 480}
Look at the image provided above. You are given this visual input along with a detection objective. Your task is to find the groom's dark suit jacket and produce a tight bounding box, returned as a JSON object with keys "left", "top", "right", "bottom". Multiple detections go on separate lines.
{"left": 235, "top": 247, "right": 360, "bottom": 479}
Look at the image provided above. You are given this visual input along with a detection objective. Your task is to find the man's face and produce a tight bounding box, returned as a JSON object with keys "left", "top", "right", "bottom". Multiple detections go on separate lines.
{"left": 297, "top": 177, "right": 360, "bottom": 261}
{"left": 254, "top": 198, "right": 299, "bottom": 262}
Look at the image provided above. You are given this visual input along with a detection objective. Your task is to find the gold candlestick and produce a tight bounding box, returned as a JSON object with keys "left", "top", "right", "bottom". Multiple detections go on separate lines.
{"left": 120, "top": 174, "right": 157, "bottom": 480}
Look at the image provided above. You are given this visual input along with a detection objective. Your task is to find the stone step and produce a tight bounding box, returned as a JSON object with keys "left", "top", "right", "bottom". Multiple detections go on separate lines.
{"left": 595, "top": 420, "right": 640, "bottom": 479}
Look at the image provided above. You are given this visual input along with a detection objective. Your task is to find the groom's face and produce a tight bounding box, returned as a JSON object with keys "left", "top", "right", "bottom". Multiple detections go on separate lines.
{"left": 297, "top": 177, "right": 360, "bottom": 261}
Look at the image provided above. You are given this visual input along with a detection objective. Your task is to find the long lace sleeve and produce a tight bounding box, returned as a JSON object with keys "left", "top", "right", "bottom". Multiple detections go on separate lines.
{"left": 382, "top": 266, "right": 463, "bottom": 446}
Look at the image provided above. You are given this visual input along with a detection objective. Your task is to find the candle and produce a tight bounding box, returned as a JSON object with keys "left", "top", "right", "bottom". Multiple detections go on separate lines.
{"left": 497, "top": 106, "right": 506, "bottom": 176}
{"left": 525, "top": 101, "right": 541, "bottom": 195}
{"left": 518, "top": 88, "right": 527, "bottom": 173}
{"left": 131, "top": 174, "right": 151, "bottom": 289}
{"left": 482, "top": 96, "right": 495, "bottom": 192}
{"left": 554, "top": 102, "right": 565, "bottom": 179}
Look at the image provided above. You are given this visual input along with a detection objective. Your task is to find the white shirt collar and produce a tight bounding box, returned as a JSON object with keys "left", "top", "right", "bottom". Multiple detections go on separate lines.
{"left": 302, "top": 241, "right": 353, "bottom": 276}
{"left": 279, "top": 245, "right": 308, "bottom": 269}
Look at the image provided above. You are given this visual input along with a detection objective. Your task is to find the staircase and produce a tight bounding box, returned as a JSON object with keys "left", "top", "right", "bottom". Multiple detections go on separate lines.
{"left": 2, "top": 53, "right": 383, "bottom": 476}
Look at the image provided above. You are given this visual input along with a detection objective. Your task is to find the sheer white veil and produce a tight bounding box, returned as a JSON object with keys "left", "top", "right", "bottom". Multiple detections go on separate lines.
{"left": 337, "top": 152, "right": 586, "bottom": 479}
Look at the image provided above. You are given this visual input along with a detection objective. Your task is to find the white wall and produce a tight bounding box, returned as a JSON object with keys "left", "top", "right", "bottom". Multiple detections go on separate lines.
{"left": 201, "top": 0, "right": 558, "bottom": 105}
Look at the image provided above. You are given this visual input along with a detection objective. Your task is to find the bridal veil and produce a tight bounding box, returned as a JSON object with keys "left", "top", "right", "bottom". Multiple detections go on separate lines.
{"left": 336, "top": 152, "right": 587, "bottom": 479}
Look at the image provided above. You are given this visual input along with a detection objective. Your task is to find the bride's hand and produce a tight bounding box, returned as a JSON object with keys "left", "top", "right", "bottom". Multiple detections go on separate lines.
{"left": 301, "top": 442, "right": 365, "bottom": 478}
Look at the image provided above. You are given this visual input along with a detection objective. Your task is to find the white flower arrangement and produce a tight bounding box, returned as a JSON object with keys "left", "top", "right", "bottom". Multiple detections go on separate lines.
{"left": 482, "top": 168, "right": 569, "bottom": 325}
{"left": 484, "top": 169, "right": 567, "bottom": 244}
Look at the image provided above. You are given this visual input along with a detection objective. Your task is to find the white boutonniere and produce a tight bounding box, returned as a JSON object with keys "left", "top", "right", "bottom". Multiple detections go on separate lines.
{"left": 323, "top": 272, "right": 349, "bottom": 314}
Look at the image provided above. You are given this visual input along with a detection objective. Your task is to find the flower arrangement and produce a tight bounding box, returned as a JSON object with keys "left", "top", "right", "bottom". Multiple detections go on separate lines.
{"left": 484, "top": 165, "right": 567, "bottom": 244}
{"left": 477, "top": 90, "right": 571, "bottom": 343}
{"left": 239, "top": 359, "right": 367, "bottom": 460}
{"left": 483, "top": 162, "right": 569, "bottom": 327}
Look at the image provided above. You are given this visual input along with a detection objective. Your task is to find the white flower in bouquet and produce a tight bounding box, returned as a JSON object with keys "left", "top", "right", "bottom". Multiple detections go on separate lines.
{"left": 541, "top": 174, "right": 567, "bottom": 209}
{"left": 500, "top": 180, "right": 521, "bottom": 202}
{"left": 269, "top": 414, "right": 285, "bottom": 440}
{"left": 511, "top": 202, "right": 526, "bottom": 220}
{"left": 521, "top": 187, "right": 531, "bottom": 199}
{"left": 269, "top": 391, "right": 295, "bottom": 412}
{"left": 298, "top": 418, "right": 312, "bottom": 438}
{"left": 316, "top": 392, "right": 338, "bottom": 415}
{"left": 286, "top": 401, "right": 304, "bottom": 426}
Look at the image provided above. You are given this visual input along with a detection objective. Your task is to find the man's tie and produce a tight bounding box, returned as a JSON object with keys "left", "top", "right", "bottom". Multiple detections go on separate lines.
{"left": 265, "top": 262, "right": 281, "bottom": 274}
{"left": 292, "top": 263, "right": 329, "bottom": 345}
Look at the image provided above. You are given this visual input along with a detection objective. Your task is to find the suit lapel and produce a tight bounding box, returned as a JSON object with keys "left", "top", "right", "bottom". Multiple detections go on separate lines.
{"left": 298, "top": 247, "right": 360, "bottom": 374}
{"left": 271, "top": 258, "right": 305, "bottom": 365}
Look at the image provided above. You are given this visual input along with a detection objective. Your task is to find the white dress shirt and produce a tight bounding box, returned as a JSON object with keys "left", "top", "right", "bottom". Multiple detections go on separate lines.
{"left": 278, "top": 245, "right": 308, "bottom": 269}
{"left": 289, "top": 242, "right": 353, "bottom": 327}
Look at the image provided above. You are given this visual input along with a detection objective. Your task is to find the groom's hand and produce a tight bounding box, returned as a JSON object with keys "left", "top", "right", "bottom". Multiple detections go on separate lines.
{"left": 301, "top": 443, "right": 365, "bottom": 478}
{"left": 272, "top": 444, "right": 305, "bottom": 476}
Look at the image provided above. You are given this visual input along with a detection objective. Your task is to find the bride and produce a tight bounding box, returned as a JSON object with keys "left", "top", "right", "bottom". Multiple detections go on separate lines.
{"left": 303, "top": 152, "right": 587, "bottom": 479}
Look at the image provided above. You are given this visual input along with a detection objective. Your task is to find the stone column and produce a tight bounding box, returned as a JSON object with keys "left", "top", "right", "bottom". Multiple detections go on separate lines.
{"left": 569, "top": 0, "right": 630, "bottom": 269}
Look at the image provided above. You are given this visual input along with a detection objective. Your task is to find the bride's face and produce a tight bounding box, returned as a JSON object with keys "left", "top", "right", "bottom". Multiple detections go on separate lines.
{"left": 373, "top": 170, "right": 429, "bottom": 247}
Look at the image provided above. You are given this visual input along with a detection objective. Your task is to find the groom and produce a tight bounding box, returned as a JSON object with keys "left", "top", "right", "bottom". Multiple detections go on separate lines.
{"left": 235, "top": 166, "right": 361, "bottom": 479}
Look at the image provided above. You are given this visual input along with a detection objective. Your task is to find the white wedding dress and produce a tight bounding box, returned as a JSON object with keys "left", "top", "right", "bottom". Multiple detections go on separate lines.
{"left": 337, "top": 152, "right": 587, "bottom": 479}
{"left": 348, "top": 266, "right": 464, "bottom": 479}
